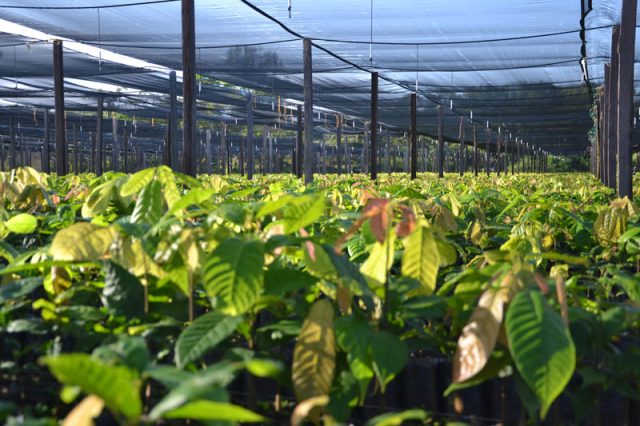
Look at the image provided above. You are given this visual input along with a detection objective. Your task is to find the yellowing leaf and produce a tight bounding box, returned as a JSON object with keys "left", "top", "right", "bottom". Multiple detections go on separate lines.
{"left": 51, "top": 223, "right": 116, "bottom": 261}
{"left": 452, "top": 273, "right": 516, "bottom": 383}
{"left": 5, "top": 213, "right": 37, "bottom": 234}
{"left": 360, "top": 232, "right": 396, "bottom": 288}
{"left": 292, "top": 299, "right": 335, "bottom": 408}
{"left": 291, "top": 395, "right": 330, "bottom": 426}
{"left": 63, "top": 395, "right": 104, "bottom": 426}
{"left": 401, "top": 225, "right": 440, "bottom": 294}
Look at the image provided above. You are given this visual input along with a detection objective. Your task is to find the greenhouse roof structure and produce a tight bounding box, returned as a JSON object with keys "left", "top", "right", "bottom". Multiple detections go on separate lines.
{"left": 0, "top": 0, "right": 636, "bottom": 157}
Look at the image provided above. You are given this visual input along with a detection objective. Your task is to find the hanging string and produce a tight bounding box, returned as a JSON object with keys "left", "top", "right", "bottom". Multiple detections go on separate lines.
{"left": 287, "top": 0, "right": 291, "bottom": 18}
{"left": 97, "top": 8, "right": 102, "bottom": 71}
{"left": 13, "top": 45, "right": 18, "bottom": 89}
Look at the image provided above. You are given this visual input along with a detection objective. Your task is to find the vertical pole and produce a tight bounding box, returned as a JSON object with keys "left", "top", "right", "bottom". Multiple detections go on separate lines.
{"left": 53, "top": 40, "right": 67, "bottom": 175}
{"left": 239, "top": 135, "right": 245, "bottom": 176}
{"left": 458, "top": 117, "right": 465, "bottom": 176}
{"left": 262, "top": 125, "right": 268, "bottom": 175}
{"left": 345, "top": 137, "right": 351, "bottom": 174}
{"left": 95, "top": 96, "right": 103, "bottom": 175}
{"left": 607, "top": 26, "right": 620, "bottom": 189}
{"left": 336, "top": 114, "right": 343, "bottom": 175}
{"left": 123, "top": 126, "right": 129, "bottom": 173}
{"left": 437, "top": 105, "right": 444, "bottom": 178}
{"left": 112, "top": 117, "right": 119, "bottom": 171}
{"left": 182, "top": 0, "right": 197, "bottom": 176}
{"left": 496, "top": 134, "right": 502, "bottom": 176}
{"left": 385, "top": 129, "right": 390, "bottom": 173}
{"left": 72, "top": 123, "right": 78, "bottom": 173}
{"left": 247, "top": 93, "right": 254, "bottom": 179}
{"left": 269, "top": 137, "right": 274, "bottom": 173}
{"left": 42, "top": 110, "right": 50, "bottom": 173}
{"left": 168, "top": 70, "right": 178, "bottom": 170}
{"left": 485, "top": 129, "right": 491, "bottom": 175}
{"left": 296, "top": 105, "right": 303, "bottom": 178}
{"left": 206, "top": 129, "right": 212, "bottom": 174}
{"left": 221, "top": 123, "right": 228, "bottom": 175}
{"left": 370, "top": 72, "right": 378, "bottom": 180}
{"left": 617, "top": 0, "right": 637, "bottom": 198}
{"left": 410, "top": 94, "right": 417, "bottom": 179}
{"left": 473, "top": 125, "right": 478, "bottom": 176}
{"left": 303, "top": 39, "right": 314, "bottom": 184}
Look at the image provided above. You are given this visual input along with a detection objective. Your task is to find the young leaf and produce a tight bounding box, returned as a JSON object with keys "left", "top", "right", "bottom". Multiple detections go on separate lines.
{"left": 175, "top": 312, "right": 244, "bottom": 368}
{"left": 365, "top": 409, "right": 428, "bottom": 426}
{"left": 452, "top": 275, "right": 514, "bottom": 383}
{"left": 203, "top": 238, "right": 264, "bottom": 315}
{"left": 51, "top": 223, "right": 116, "bottom": 261}
{"left": 120, "top": 168, "right": 155, "bottom": 197}
{"left": 282, "top": 193, "right": 326, "bottom": 233}
{"left": 292, "top": 299, "right": 336, "bottom": 404}
{"left": 62, "top": 395, "right": 104, "bottom": 426}
{"left": 161, "top": 400, "right": 265, "bottom": 423}
{"left": 41, "top": 354, "right": 142, "bottom": 419}
{"left": 131, "top": 179, "right": 162, "bottom": 224}
{"left": 101, "top": 261, "right": 145, "bottom": 318}
{"left": 505, "top": 290, "right": 576, "bottom": 419}
{"left": 5, "top": 213, "right": 37, "bottom": 234}
{"left": 335, "top": 315, "right": 374, "bottom": 402}
{"left": 401, "top": 225, "right": 440, "bottom": 294}
{"left": 360, "top": 232, "right": 395, "bottom": 288}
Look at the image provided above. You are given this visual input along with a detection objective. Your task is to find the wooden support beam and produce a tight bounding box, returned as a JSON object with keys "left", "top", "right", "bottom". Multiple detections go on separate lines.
{"left": 303, "top": 39, "right": 314, "bottom": 184}
{"left": 123, "top": 126, "right": 129, "bottom": 173}
{"left": 53, "top": 40, "right": 67, "bottom": 175}
{"left": 410, "top": 93, "right": 417, "bottom": 179}
{"left": 384, "top": 129, "right": 390, "bottom": 173}
{"left": 473, "top": 125, "right": 478, "bottom": 176}
{"left": 485, "top": 129, "right": 491, "bottom": 175}
{"left": 336, "top": 114, "right": 343, "bottom": 175}
{"left": 617, "top": 0, "right": 637, "bottom": 198}
{"left": 458, "top": 117, "right": 465, "bottom": 176}
{"left": 607, "top": 26, "right": 620, "bottom": 189}
{"left": 296, "top": 105, "right": 303, "bottom": 178}
{"left": 247, "top": 93, "right": 254, "bottom": 179}
{"left": 111, "top": 117, "right": 119, "bottom": 172}
{"left": 42, "top": 110, "right": 50, "bottom": 173}
{"left": 262, "top": 125, "right": 268, "bottom": 175}
{"left": 206, "top": 129, "right": 212, "bottom": 174}
{"left": 168, "top": 70, "right": 178, "bottom": 170}
{"left": 182, "top": 0, "right": 197, "bottom": 176}
{"left": 73, "top": 123, "right": 78, "bottom": 173}
{"left": 95, "top": 96, "right": 103, "bottom": 175}
{"left": 370, "top": 72, "right": 378, "bottom": 180}
{"left": 437, "top": 106, "right": 444, "bottom": 178}
{"left": 239, "top": 135, "right": 245, "bottom": 176}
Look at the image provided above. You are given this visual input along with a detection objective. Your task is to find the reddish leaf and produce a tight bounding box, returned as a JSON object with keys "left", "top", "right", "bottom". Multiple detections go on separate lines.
{"left": 395, "top": 205, "right": 416, "bottom": 238}
{"left": 364, "top": 199, "right": 390, "bottom": 243}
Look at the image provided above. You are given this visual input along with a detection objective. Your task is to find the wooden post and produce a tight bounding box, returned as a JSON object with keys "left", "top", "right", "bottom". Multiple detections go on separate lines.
{"left": 473, "top": 125, "right": 478, "bottom": 176}
{"left": 268, "top": 136, "right": 274, "bottom": 173}
{"left": 485, "top": 129, "right": 491, "bottom": 175}
{"left": 410, "top": 94, "right": 417, "bottom": 179}
{"left": 72, "top": 123, "right": 78, "bottom": 173}
{"left": 370, "top": 72, "right": 378, "bottom": 180}
{"left": 617, "top": 0, "right": 637, "bottom": 198}
{"left": 437, "top": 105, "right": 444, "bottom": 178}
{"left": 247, "top": 93, "right": 254, "bottom": 179}
{"left": 385, "top": 129, "right": 390, "bottom": 173}
{"left": 95, "top": 96, "right": 103, "bottom": 175}
{"left": 111, "top": 117, "right": 119, "bottom": 171}
{"left": 336, "top": 114, "right": 343, "bottom": 175}
{"left": 296, "top": 105, "right": 303, "bottom": 178}
{"left": 496, "top": 134, "right": 502, "bottom": 176}
{"left": 607, "top": 27, "right": 620, "bottom": 189}
{"left": 123, "top": 126, "right": 129, "bottom": 173}
{"left": 239, "top": 135, "right": 245, "bottom": 176}
{"left": 262, "top": 125, "right": 268, "bottom": 175}
{"left": 42, "top": 110, "right": 50, "bottom": 173}
{"left": 303, "top": 39, "right": 314, "bottom": 184}
{"left": 182, "top": 0, "right": 197, "bottom": 176}
{"left": 458, "top": 117, "right": 465, "bottom": 176}
{"left": 205, "top": 129, "right": 212, "bottom": 174}
{"left": 168, "top": 71, "right": 178, "bottom": 170}
{"left": 53, "top": 40, "right": 67, "bottom": 175}
{"left": 345, "top": 137, "right": 351, "bottom": 174}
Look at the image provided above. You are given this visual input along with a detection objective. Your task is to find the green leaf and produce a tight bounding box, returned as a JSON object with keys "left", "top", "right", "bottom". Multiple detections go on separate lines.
{"left": 51, "top": 223, "right": 116, "bottom": 261}
{"left": 335, "top": 315, "right": 374, "bottom": 402}
{"left": 370, "top": 331, "right": 408, "bottom": 393}
{"left": 505, "top": 290, "right": 576, "bottom": 419}
{"left": 162, "top": 400, "right": 265, "bottom": 422}
{"left": 282, "top": 193, "right": 326, "bottom": 234}
{"left": 401, "top": 225, "right": 440, "bottom": 294}
{"left": 293, "top": 299, "right": 336, "bottom": 402}
{"left": 175, "top": 311, "right": 244, "bottom": 368}
{"left": 0, "top": 240, "right": 18, "bottom": 262}
{"left": 0, "top": 277, "right": 41, "bottom": 304}
{"left": 444, "top": 350, "right": 511, "bottom": 396}
{"left": 5, "top": 213, "right": 37, "bottom": 234}
{"left": 360, "top": 233, "right": 395, "bottom": 288}
{"left": 131, "top": 179, "right": 162, "bottom": 224}
{"left": 165, "top": 188, "right": 216, "bottom": 218}
{"left": 40, "top": 354, "right": 142, "bottom": 419}
{"left": 365, "top": 409, "right": 428, "bottom": 426}
{"left": 120, "top": 168, "right": 155, "bottom": 197}
{"left": 203, "top": 238, "right": 264, "bottom": 315}
{"left": 264, "top": 266, "right": 317, "bottom": 296}
{"left": 101, "top": 261, "right": 145, "bottom": 318}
